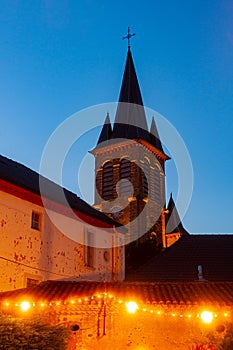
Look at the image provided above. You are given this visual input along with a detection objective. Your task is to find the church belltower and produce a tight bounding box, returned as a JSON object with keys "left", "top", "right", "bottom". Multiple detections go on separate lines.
{"left": 91, "top": 43, "right": 169, "bottom": 268}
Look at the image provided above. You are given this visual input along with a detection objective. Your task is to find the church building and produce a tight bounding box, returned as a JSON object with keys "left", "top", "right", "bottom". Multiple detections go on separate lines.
{"left": 0, "top": 42, "right": 189, "bottom": 292}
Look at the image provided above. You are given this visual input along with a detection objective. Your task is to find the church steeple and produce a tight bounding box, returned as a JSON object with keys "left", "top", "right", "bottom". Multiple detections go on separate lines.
{"left": 92, "top": 42, "right": 170, "bottom": 258}
{"left": 118, "top": 47, "right": 144, "bottom": 106}
{"left": 111, "top": 47, "right": 150, "bottom": 142}
{"left": 95, "top": 46, "right": 169, "bottom": 161}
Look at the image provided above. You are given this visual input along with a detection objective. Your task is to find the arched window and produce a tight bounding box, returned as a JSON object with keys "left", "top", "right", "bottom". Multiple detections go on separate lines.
{"left": 102, "top": 161, "right": 113, "bottom": 200}
{"left": 119, "top": 158, "right": 131, "bottom": 197}
{"left": 143, "top": 158, "right": 150, "bottom": 198}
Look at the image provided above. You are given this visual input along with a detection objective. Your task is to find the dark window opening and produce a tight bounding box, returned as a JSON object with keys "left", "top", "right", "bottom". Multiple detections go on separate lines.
{"left": 31, "top": 211, "right": 41, "bottom": 230}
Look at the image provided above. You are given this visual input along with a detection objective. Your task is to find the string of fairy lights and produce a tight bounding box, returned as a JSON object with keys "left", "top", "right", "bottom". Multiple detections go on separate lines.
{"left": 0, "top": 292, "right": 230, "bottom": 324}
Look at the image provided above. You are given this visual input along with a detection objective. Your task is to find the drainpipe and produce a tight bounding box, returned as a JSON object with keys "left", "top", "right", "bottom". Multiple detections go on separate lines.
{"left": 162, "top": 209, "right": 169, "bottom": 249}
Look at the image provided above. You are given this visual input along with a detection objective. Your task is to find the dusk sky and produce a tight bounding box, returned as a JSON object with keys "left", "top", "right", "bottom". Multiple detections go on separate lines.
{"left": 0, "top": 1, "right": 232, "bottom": 234}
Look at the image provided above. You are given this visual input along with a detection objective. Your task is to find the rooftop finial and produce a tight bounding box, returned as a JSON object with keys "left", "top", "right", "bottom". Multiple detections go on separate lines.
{"left": 122, "top": 26, "right": 136, "bottom": 48}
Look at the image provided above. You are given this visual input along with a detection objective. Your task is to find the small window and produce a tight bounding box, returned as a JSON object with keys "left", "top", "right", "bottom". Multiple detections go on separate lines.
{"left": 31, "top": 211, "right": 41, "bottom": 230}
{"left": 26, "top": 278, "right": 40, "bottom": 287}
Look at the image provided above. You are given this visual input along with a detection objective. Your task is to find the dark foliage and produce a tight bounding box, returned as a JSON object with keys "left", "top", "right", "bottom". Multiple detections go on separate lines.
{"left": 0, "top": 314, "right": 70, "bottom": 350}
{"left": 219, "top": 324, "right": 233, "bottom": 350}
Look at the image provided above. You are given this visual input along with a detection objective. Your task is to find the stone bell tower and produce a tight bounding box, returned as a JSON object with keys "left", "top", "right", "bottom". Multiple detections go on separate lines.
{"left": 90, "top": 46, "right": 169, "bottom": 267}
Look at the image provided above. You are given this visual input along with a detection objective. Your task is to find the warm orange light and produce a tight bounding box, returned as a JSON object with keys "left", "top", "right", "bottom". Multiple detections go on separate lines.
{"left": 223, "top": 313, "right": 228, "bottom": 317}
{"left": 20, "top": 301, "right": 31, "bottom": 312}
{"left": 125, "top": 301, "right": 139, "bottom": 314}
{"left": 201, "top": 311, "right": 213, "bottom": 324}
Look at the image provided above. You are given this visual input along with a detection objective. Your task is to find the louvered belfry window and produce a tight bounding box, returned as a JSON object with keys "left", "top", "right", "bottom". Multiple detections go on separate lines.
{"left": 102, "top": 161, "right": 113, "bottom": 200}
{"left": 119, "top": 158, "right": 131, "bottom": 197}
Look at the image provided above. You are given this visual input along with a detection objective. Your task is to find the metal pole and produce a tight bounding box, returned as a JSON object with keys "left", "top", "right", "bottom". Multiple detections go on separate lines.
{"left": 103, "top": 302, "right": 106, "bottom": 336}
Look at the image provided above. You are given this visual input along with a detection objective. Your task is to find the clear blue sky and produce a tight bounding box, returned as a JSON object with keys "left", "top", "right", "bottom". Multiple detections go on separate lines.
{"left": 0, "top": 1, "right": 232, "bottom": 233}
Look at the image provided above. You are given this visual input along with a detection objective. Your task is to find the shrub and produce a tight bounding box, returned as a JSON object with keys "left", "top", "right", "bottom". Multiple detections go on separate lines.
{"left": 0, "top": 314, "right": 70, "bottom": 350}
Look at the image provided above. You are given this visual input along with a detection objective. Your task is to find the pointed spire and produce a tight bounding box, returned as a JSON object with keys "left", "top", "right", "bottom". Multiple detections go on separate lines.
{"left": 97, "top": 113, "right": 112, "bottom": 146}
{"left": 150, "top": 116, "right": 164, "bottom": 153}
{"left": 118, "top": 47, "right": 144, "bottom": 106}
{"left": 112, "top": 48, "right": 151, "bottom": 142}
{"left": 95, "top": 47, "right": 168, "bottom": 160}
{"left": 166, "top": 193, "right": 189, "bottom": 235}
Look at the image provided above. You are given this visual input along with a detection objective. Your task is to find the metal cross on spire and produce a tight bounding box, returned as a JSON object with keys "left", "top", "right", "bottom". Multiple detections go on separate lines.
{"left": 122, "top": 26, "right": 136, "bottom": 48}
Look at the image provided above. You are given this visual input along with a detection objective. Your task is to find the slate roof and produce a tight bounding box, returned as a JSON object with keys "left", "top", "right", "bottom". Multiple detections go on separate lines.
{"left": 0, "top": 154, "right": 120, "bottom": 228}
{"left": 150, "top": 116, "right": 165, "bottom": 154}
{"left": 166, "top": 193, "right": 189, "bottom": 235}
{"left": 118, "top": 47, "right": 144, "bottom": 106}
{"left": 0, "top": 280, "right": 233, "bottom": 306}
{"left": 126, "top": 235, "right": 233, "bottom": 282}
{"left": 97, "top": 113, "right": 112, "bottom": 145}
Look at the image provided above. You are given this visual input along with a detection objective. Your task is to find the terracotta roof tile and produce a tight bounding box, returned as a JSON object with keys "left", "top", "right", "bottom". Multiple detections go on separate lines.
{"left": 0, "top": 281, "right": 233, "bottom": 307}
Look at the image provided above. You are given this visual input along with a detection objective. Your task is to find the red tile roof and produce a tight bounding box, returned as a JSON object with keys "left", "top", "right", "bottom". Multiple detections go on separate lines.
{"left": 0, "top": 281, "right": 233, "bottom": 306}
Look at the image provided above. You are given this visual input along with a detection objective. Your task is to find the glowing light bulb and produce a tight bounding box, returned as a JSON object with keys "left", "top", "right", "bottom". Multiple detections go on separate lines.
{"left": 201, "top": 311, "right": 213, "bottom": 324}
{"left": 20, "top": 301, "right": 31, "bottom": 312}
{"left": 125, "top": 301, "right": 139, "bottom": 314}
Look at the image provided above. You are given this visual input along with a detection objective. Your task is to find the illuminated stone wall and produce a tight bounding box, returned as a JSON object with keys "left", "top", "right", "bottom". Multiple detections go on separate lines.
{"left": 66, "top": 305, "right": 231, "bottom": 349}
{"left": 0, "top": 287, "right": 231, "bottom": 349}
{"left": 0, "top": 188, "right": 125, "bottom": 292}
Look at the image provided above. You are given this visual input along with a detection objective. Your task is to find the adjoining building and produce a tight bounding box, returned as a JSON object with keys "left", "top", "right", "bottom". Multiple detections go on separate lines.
{"left": 0, "top": 154, "right": 125, "bottom": 292}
